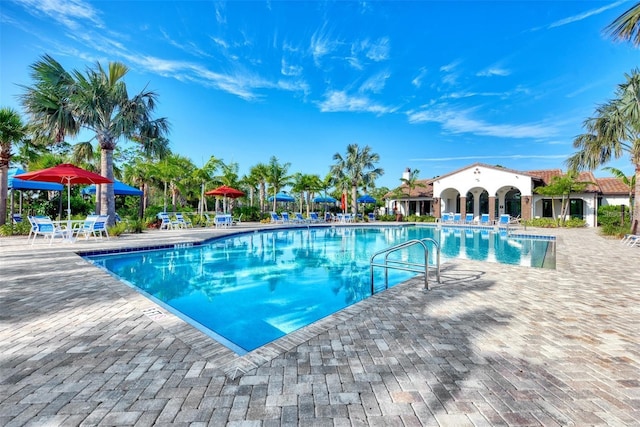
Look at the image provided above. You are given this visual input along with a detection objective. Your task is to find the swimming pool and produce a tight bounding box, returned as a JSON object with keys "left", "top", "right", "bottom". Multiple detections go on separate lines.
{"left": 86, "top": 225, "right": 555, "bottom": 354}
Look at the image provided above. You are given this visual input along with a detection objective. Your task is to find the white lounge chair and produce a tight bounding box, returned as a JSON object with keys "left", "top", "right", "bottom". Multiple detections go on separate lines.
{"left": 74, "top": 215, "right": 110, "bottom": 240}
{"left": 158, "top": 212, "right": 178, "bottom": 230}
{"left": 175, "top": 213, "right": 193, "bottom": 228}
{"left": 270, "top": 212, "right": 283, "bottom": 224}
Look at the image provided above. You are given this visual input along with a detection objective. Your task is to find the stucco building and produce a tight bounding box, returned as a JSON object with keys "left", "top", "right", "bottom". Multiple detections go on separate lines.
{"left": 385, "top": 163, "right": 632, "bottom": 227}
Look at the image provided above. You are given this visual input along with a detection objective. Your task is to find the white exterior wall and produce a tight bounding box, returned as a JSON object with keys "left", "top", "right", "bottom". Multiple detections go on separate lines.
{"left": 433, "top": 165, "right": 533, "bottom": 216}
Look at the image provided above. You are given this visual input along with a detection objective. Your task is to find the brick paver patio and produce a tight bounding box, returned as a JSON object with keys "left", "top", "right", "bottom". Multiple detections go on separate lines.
{"left": 1, "top": 224, "right": 639, "bottom": 426}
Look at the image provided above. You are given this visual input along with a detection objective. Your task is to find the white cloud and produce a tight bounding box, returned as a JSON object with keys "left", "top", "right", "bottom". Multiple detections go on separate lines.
{"left": 14, "top": 0, "right": 102, "bottom": 30}
{"left": 529, "top": 0, "right": 626, "bottom": 31}
{"left": 412, "top": 67, "right": 428, "bottom": 88}
{"left": 365, "top": 37, "right": 390, "bottom": 62}
{"left": 407, "top": 106, "right": 557, "bottom": 139}
{"left": 477, "top": 67, "right": 511, "bottom": 77}
{"left": 359, "top": 71, "right": 390, "bottom": 94}
{"left": 310, "top": 24, "right": 338, "bottom": 66}
{"left": 281, "top": 58, "right": 303, "bottom": 77}
{"left": 318, "top": 90, "right": 397, "bottom": 115}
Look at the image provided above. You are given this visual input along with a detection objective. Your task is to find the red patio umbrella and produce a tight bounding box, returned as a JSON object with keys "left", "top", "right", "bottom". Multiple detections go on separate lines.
{"left": 205, "top": 185, "right": 245, "bottom": 213}
{"left": 16, "top": 164, "right": 112, "bottom": 229}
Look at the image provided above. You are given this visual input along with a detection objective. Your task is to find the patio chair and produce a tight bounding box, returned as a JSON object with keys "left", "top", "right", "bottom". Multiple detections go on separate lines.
{"left": 281, "top": 212, "right": 291, "bottom": 224}
{"left": 621, "top": 234, "right": 640, "bottom": 246}
{"left": 465, "top": 213, "right": 474, "bottom": 224}
{"left": 74, "top": 215, "right": 110, "bottom": 240}
{"left": 325, "top": 212, "right": 333, "bottom": 222}
{"left": 309, "top": 212, "right": 321, "bottom": 223}
{"left": 453, "top": 213, "right": 462, "bottom": 224}
{"left": 232, "top": 213, "right": 242, "bottom": 225}
{"left": 498, "top": 214, "right": 510, "bottom": 226}
{"left": 12, "top": 213, "right": 23, "bottom": 224}
{"left": 31, "top": 216, "right": 67, "bottom": 245}
{"left": 158, "top": 212, "right": 178, "bottom": 230}
{"left": 175, "top": 213, "right": 193, "bottom": 228}
{"left": 270, "top": 212, "right": 283, "bottom": 224}
{"left": 368, "top": 212, "right": 376, "bottom": 222}
{"left": 480, "top": 214, "right": 491, "bottom": 226}
{"left": 203, "top": 213, "right": 216, "bottom": 227}
{"left": 294, "top": 212, "right": 308, "bottom": 223}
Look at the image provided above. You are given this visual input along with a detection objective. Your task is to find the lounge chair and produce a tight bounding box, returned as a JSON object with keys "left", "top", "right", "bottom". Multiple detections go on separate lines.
{"left": 622, "top": 234, "right": 640, "bottom": 246}
{"left": 309, "top": 212, "right": 321, "bottom": 223}
{"left": 204, "top": 213, "right": 216, "bottom": 227}
{"left": 12, "top": 213, "right": 23, "bottom": 224}
{"left": 31, "top": 216, "right": 67, "bottom": 245}
{"left": 480, "top": 214, "right": 491, "bottom": 226}
{"left": 453, "top": 213, "right": 462, "bottom": 224}
{"left": 281, "top": 212, "right": 291, "bottom": 224}
{"left": 325, "top": 212, "right": 333, "bottom": 222}
{"left": 294, "top": 212, "right": 308, "bottom": 223}
{"left": 232, "top": 213, "right": 242, "bottom": 225}
{"left": 175, "top": 213, "right": 193, "bottom": 228}
{"left": 465, "top": 213, "right": 474, "bottom": 224}
{"left": 498, "top": 214, "right": 510, "bottom": 226}
{"left": 158, "top": 212, "right": 178, "bottom": 230}
{"left": 270, "top": 212, "right": 283, "bottom": 224}
{"left": 74, "top": 215, "right": 110, "bottom": 240}
{"left": 368, "top": 212, "right": 376, "bottom": 222}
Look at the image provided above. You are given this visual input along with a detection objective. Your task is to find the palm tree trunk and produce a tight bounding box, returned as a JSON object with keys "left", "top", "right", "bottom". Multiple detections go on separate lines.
{"left": 351, "top": 184, "right": 357, "bottom": 215}
{"left": 633, "top": 165, "right": 640, "bottom": 234}
{"left": 100, "top": 148, "right": 116, "bottom": 226}
{"left": 0, "top": 165, "right": 8, "bottom": 226}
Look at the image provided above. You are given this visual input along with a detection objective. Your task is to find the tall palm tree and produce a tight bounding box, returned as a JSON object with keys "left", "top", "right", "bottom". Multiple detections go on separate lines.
{"left": 22, "top": 55, "right": 170, "bottom": 226}
{"left": 0, "top": 108, "right": 27, "bottom": 225}
{"left": 604, "top": 166, "right": 636, "bottom": 220}
{"left": 72, "top": 61, "right": 170, "bottom": 225}
{"left": 331, "top": 144, "right": 384, "bottom": 215}
{"left": 399, "top": 168, "right": 426, "bottom": 216}
{"left": 265, "top": 156, "right": 291, "bottom": 212}
{"left": 567, "top": 69, "right": 640, "bottom": 233}
{"left": 605, "top": 2, "right": 640, "bottom": 46}
{"left": 249, "top": 163, "right": 269, "bottom": 213}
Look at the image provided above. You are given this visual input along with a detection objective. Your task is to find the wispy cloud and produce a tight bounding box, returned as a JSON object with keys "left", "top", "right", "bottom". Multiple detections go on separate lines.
{"left": 13, "top": 0, "right": 103, "bottom": 30}
{"left": 532, "top": 0, "right": 626, "bottom": 31}
{"left": 281, "top": 57, "right": 303, "bottom": 77}
{"left": 412, "top": 67, "right": 428, "bottom": 88}
{"left": 410, "top": 154, "right": 569, "bottom": 162}
{"left": 359, "top": 71, "right": 390, "bottom": 94}
{"left": 440, "top": 60, "right": 462, "bottom": 85}
{"left": 310, "top": 24, "right": 339, "bottom": 66}
{"left": 318, "top": 90, "right": 397, "bottom": 115}
{"left": 477, "top": 67, "right": 511, "bottom": 77}
{"left": 365, "top": 37, "right": 390, "bottom": 61}
{"left": 407, "top": 106, "right": 557, "bottom": 139}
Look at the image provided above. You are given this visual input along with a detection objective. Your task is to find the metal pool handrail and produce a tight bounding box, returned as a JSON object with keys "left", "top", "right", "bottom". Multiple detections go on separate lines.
{"left": 369, "top": 237, "right": 441, "bottom": 293}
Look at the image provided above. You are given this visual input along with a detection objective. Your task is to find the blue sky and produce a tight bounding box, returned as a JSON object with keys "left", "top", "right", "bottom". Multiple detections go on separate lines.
{"left": 1, "top": 0, "right": 638, "bottom": 189}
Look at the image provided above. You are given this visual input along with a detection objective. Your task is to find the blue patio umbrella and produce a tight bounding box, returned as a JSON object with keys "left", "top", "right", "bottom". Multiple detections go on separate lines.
{"left": 8, "top": 168, "right": 64, "bottom": 191}
{"left": 357, "top": 194, "right": 376, "bottom": 204}
{"left": 268, "top": 192, "right": 295, "bottom": 202}
{"left": 312, "top": 195, "right": 337, "bottom": 203}
{"left": 82, "top": 180, "right": 143, "bottom": 196}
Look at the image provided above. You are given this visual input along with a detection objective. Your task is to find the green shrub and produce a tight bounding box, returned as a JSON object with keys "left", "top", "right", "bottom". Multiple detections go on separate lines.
{"left": 597, "top": 204, "right": 629, "bottom": 227}
{"left": 0, "top": 221, "right": 31, "bottom": 236}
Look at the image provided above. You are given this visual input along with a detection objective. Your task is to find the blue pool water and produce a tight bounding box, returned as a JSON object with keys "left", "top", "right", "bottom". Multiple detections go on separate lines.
{"left": 86, "top": 225, "right": 554, "bottom": 354}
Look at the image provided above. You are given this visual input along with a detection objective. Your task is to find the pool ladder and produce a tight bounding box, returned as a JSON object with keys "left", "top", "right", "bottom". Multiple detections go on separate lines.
{"left": 369, "top": 238, "right": 441, "bottom": 294}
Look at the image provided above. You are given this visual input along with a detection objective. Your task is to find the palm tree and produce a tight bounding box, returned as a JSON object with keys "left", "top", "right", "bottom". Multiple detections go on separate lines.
{"left": 605, "top": 2, "right": 640, "bottom": 46}
{"left": 0, "top": 108, "right": 27, "bottom": 225}
{"left": 265, "top": 156, "right": 291, "bottom": 212}
{"left": 567, "top": 69, "right": 640, "bottom": 233}
{"left": 72, "top": 61, "right": 170, "bottom": 225}
{"left": 331, "top": 144, "right": 384, "bottom": 215}
{"left": 399, "top": 168, "right": 426, "bottom": 216}
{"left": 535, "top": 171, "right": 592, "bottom": 226}
{"left": 19, "top": 55, "right": 79, "bottom": 146}
{"left": 193, "top": 156, "right": 222, "bottom": 217}
{"left": 249, "top": 163, "right": 269, "bottom": 213}
{"left": 22, "top": 55, "right": 170, "bottom": 226}
{"left": 604, "top": 166, "right": 636, "bottom": 220}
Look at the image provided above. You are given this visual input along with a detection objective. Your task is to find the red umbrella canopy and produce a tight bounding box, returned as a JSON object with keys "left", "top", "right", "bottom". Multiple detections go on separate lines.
{"left": 205, "top": 185, "right": 244, "bottom": 198}
{"left": 15, "top": 163, "right": 112, "bottom": 185}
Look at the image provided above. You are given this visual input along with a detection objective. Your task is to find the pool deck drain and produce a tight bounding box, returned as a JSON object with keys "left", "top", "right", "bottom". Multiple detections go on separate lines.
{"left": 1, "top": 223, "right": 639, "bottom": 426}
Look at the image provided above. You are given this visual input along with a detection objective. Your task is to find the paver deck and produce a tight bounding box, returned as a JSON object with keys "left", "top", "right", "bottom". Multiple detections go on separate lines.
{"left": 1, "top": 223, "right": 639, "bottom": 426}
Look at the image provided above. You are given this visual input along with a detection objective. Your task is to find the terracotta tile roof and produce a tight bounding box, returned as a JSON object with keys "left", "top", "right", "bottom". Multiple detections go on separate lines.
{"left": 596, "top": 177, "right": 633, "bottom": 195}
{"left": 383, "top": 179, "right": 433, "bottom": 198}
{"left": 526, "top": 169, "right": 563, "bottom": 185}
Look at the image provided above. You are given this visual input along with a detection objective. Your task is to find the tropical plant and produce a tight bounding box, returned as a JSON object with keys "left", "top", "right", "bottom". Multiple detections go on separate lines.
{"left": 291, "top": 173, "right": 322, "bottom": 216}
{"left": 605, "top": 2, "right": 640, "bottom": 46}
{"left": 330, "top": 144, "right": 384, "bottom": 215}
{"left": 534, "top": 171, "right": 592, "bottom": 226}
{"left": 249, "top": 163, "right": 269, "bottom": 212}
{"left": 265, "top": 156, "right": 291, "bottom": 212}
{"left": 0, "top": 107, "right": 27, "bottom": 225}
{"left": 21, "top": 55, "right": 170, "bottom": 226}
{"left": 604, "top": 166, "right": 636, "bottom": 220}
{"left": 399, "top": 168, "right": 426, "bottom": 216}
{"left": 566, "top": 69, "right": 640, "bottom": 233}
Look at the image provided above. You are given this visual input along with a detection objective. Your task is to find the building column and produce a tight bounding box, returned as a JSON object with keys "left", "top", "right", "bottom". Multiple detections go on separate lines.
{"left": 433, "top": 198, "right": 440, "bottom": 218}
{"left": 460, "top": 197, "right": 466, "bottom": 217}
{"left": 521, "top": 197, "right": 531, "bottom": 221}
{"left": 488, "top": 196, "right": 496, "bottom": 222}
